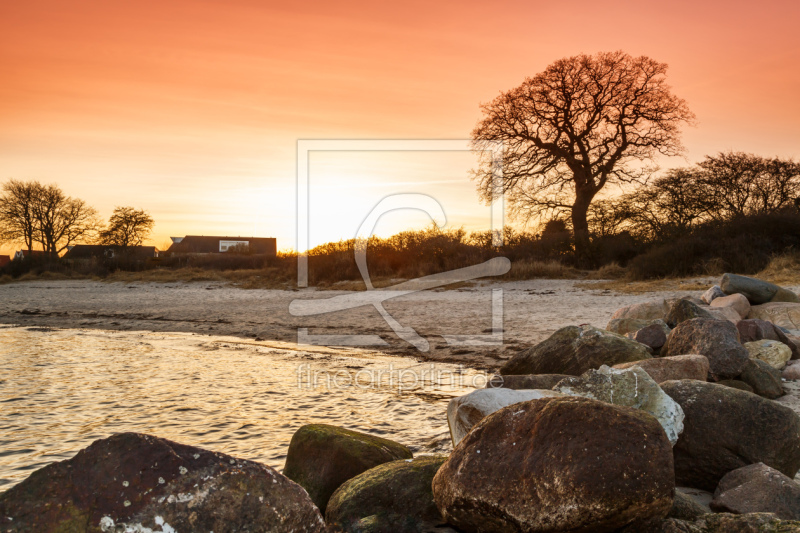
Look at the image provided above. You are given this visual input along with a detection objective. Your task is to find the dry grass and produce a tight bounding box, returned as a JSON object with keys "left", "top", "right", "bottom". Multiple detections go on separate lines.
{"left": 501, "top": 259, "right": 581, "bottom": 280}
{"left": 576, "top": 278, "right": 712, "bottom": 294}
{"left": 755, "top": 252, "right": 800, "bottom": 286}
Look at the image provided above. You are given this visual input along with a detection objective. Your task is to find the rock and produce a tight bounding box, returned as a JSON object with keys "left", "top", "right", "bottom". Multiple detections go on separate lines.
{"left": 721, "top": 273, "right": 781, "bottom": 304}
{"left": 634, "top": 513, "right": 800, "bottom": 532}
{"left": 499, "top": 325, "right": 652, "bottom": 376}
{"left": 710, "top": 293, "right": 751, "bottom": 319}
{"left": 666, "top": 299, "right": 716, "bottom": 327}
{"left": 739, "top": 358, "right": 785, "bottom": 399}
{"left": 614, "top": 355, "right": 710, "bottom": 384}
{"left": 283, "top": 424, "right": 412, "bottom": 513}
{"left": 737, "top": 319, "right": 800, "bottom": 359}
{"left": 710, "top": 463, "right": 800, "bottom": 519}
{"left": 611, "top": 299, "right": 671, "bottom": 321}
{"left": 607, "top": 317, "right": 671, "bottom": 336}
{"left": 627, "top": 323, "right": 669, "bottom": 351}
{"left": 484, "top": 373, "right": 570, "bottom": 390}
{"left": 745, "top": 339, "right": 793, "bottom": 370}
{"left": 553, "top": 365, "right": 685, "bottom": 445}
{"left": 668, "top": 492, "right": 709, "bottom": 521}
{"left": 701, "top": 285, "right": 726, "bottom": 305}
{"left": 748, "top": 302, "right": 800, "bottom": 335}
{"left": 784, "top": 361, "right": 800, "bottom": 381}
{"left": 662, "top": 319, "right": 750, "bottom": 381}
{"left": 326, "top": 455, "right": 447, "bottom": 533}
{"left": 0, "top": 433, "right": 325, "bottom": 533}
{"left": 772, "top": 287, "right": 800, "bottom": 303}
{"left": 431, "top": 396, "right": 675, "bottom": 533}
{"left": 661, "top": 380, "right": 800, "bottom": 491}
{"left": 716, "top": 379, "right": 755, "bottom": 393}
{"left": 446, "top": 388, "right": 565, "bottom": 446}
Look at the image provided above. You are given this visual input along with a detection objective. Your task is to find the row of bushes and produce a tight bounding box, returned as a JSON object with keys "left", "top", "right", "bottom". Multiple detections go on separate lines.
{"left": 3, "top": 211, "right": 799, "bottom": 284}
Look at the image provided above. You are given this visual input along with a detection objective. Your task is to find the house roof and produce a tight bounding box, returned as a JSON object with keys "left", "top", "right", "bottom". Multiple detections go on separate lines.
{"left": 166, "top": 235, "right": 276, "bottom": 255}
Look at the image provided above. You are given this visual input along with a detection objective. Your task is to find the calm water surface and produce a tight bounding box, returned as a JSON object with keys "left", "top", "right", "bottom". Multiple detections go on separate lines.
{"left": 0, "top": 327, "right": 483, "bottom": 490}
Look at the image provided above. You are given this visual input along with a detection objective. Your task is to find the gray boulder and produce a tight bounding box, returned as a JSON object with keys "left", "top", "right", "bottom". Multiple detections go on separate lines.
{"left": 665, "top": 299, "right": 716, "bottom": 328}
{"left": 661, "top": 318, "right": 749, "bottom": 381}
{"left": 710, "top": 463, "right": 800, "bottom": 520}
{"left": 607, "top": 317, "right": 671, "bottom": 336}
{"left": 554, "top": 365, "right": 685, "bottom": 445}
{"left": 721, "top": 273, "right": 781, "bottom": 304}
{"left": 701, "top": 285, "right": 726, "bottom": 305}
{"left": 446, "top": 388, "right": 564, "bottom": 446}
{"left": 283, "top": 424, "right": 412, "bottom": 513}
{"left": 627, "top": 323, "right": 669, "bottom": 351}
{"left": 499, "top": 325, "right": 651, "bottom": 376}
{"left": 661, "top": 380, "right": 800, "bottom": 491}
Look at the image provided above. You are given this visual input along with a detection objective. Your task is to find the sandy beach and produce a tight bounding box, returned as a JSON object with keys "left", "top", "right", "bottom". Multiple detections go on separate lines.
{"left": 0, "top": 278, "right": 723, "bottom": 370}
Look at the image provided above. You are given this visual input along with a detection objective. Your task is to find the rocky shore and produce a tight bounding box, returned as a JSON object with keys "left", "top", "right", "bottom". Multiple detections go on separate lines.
{"left": 4, "top": 272, "right": 800, "bottom": 531}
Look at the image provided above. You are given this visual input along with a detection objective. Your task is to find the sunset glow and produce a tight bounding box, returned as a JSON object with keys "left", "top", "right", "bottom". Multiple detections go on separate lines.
{"left": 2, "top": 0, "right": 799, "bottom": 253}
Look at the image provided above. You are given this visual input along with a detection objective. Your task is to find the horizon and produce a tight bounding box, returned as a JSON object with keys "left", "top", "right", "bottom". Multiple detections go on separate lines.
{"left": 2, "top": 0, "right": 800, "bottom": 256}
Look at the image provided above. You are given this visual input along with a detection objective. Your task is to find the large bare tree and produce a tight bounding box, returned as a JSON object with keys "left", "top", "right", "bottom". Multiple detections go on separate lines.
{"left": 472, "top": 51, "right": 695, "bottom": 263}
{"left": 32, "top": 183, "right": 100, "bottom": 254}
{"left": 99, "top": 206, "right": 155, "bottom": 247}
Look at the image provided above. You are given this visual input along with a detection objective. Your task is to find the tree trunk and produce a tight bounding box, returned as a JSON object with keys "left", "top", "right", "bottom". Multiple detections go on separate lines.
{"left": 571, "top": 192, "right": 594, "bottom": 268}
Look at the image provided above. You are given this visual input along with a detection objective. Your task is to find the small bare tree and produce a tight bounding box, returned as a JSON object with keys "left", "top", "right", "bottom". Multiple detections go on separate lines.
{"left": 472, "top": 51, "right": 695, "bottom": 263}
{"left": 0, "top": 180, "right": 40, "bottom": 251}
{"left": 99, "top": 206, "right": 155, "bottom": 247}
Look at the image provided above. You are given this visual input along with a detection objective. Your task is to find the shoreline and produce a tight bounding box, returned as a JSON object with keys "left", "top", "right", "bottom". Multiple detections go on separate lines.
{"left": 0, "top": 278, "right": 716, "bottom": 370}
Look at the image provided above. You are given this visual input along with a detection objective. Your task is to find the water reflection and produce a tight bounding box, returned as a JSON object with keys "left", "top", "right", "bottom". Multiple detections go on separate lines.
{"left": 0, "top": 327, "right": 482, "bottom": 490}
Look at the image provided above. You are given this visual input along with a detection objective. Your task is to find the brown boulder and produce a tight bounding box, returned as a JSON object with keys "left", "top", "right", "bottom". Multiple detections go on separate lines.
{"left": 710, "top": 293, "right": 751, "bottom": 319}
{"left": 739, "top": 358, "right": 784, "bottom": 399}
{"left": 710, "top": 463, "right": 800, "bottom": 519}
{"left": 627, "top": 323, "right": 669, "bottom": 351}
{"left": 614, "top": 355, "right": 709, "bottom": 384}
{"left": 737, "top": 318, "right": 800, "bottom": 359}
{"left": 661, "top": 318, "right": 749, "bottom": 381}
{"left": 747, "top": 302, "right": 800, "bottom": 333}
{"left": 432, "top": 396, "right": 675, "bottom": 533}
{"left": 0, "top": 433, "right": 325, "bottom": 533}
{"left": 661, "top": 380, "right": 800, "bottom": 491}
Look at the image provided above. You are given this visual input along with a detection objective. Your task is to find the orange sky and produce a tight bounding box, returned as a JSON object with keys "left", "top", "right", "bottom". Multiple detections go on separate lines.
{"left": 1, "top": 0, "right": 799, "bottom": 253}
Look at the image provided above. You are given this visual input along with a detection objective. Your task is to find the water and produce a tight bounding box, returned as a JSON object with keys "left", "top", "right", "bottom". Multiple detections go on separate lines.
{"left": 0, "top": 327, "right": 484, "bottom": 490}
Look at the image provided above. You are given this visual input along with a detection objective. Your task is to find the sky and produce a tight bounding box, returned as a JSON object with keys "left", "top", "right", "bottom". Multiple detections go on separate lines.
{"left": 1, "top": 0, "right": 799, "bottom": 254}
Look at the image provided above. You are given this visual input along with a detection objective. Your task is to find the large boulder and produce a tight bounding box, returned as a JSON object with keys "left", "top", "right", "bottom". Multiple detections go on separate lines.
{"left": 748, "top": 302, "right": 800, "bottom": 335}
{"left": 737, "top": 318, "right": 800, "bottom": 359}
{"left": 710, "top": 293, "right": 751, "bottom": 319}
{"left": 660, "top": 380, "right": 800, "bottom": 491}
{"left": 446, "top": 388, "right": 564, "bottom": 446}
{"left": 717, "top": 379, "right": 754, "bottom": 393}
{"left": 283, "top": 424, "right": 412, "bottom": 513}
{"left": 0, "top": 433, "right": 325, "bottom": 533}
{"left": 661, "top": 319, "right": 749, "bottom": 381}
{"left": 614, "top": 355, "right": 710, "bottom": 384}
{"left": 607, "top": 318, "right": 670, "bottom": 336}
{"left": 484, "top": 373, "right": 570, "bottom": 390}
{"left": 744, "top": 339, "right": 792, "bottom": 370}
{"left": 432, "top": 396, "right": 675, "bottom": 533}
{"left": 721, "top": 273, "right": 781, "bottom": 304}
{"left": 499, "top": 325, "right": 651, "bottom": 376}
{"left": 667, "top": 492, "right": 709, "bottom": 521}
{"left": 553, "top": 365, "right": 685, "bottom": 445}
{"left": 710, "top": 463, "right": 800, "bottom": 519}
{"left": 610, "top": 299, "right": 671, "bottom": 321}
{"left": 326, "top": 455, "right": 447, "bottom": 533}
{"left": 739, "top": 358, "right": 784, "bottom": 399}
